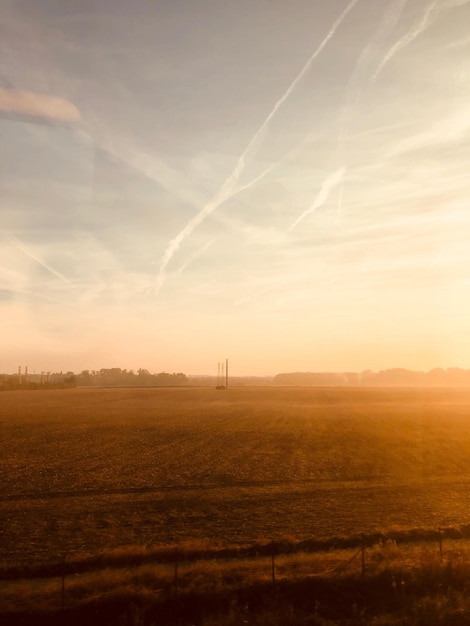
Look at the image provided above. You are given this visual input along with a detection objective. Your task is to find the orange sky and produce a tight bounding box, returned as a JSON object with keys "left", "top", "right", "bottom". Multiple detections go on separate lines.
{"left": 1, "top": 0, "right": 470, "bottom": 375}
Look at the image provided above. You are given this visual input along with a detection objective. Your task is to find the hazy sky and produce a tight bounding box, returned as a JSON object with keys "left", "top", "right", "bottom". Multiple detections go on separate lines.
{"left": 1, "top": 0, "right": 470, "bottom": 375}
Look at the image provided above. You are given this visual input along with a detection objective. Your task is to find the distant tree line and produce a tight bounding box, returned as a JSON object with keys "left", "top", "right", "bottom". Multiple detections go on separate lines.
{"left": 274, "top": 368, "right": 470, "bottom": 387}
{"left": 77, "top": 368, "right": 188, "bottom": 387}
{"left": 0, "top": 368, "right": 188, "bottom": 390}
{"left": 0, "top": 371, "right": 77, "bottom": 390}
{"left": 4, "top": 366, "right": 470, "bottom": 390}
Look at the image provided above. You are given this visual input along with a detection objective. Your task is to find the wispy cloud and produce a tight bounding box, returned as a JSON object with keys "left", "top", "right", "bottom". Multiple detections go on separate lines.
{"left": 441, "top": 34, "right": 470, "bottom": 49}
{"left": 2, "top": 231, "right": 71, "bottom": 284}
{"left": 332, "top": 0, "right": 408, "bottom": 227}
{"left": 153, "top": 0, "right": 361, "bottom": 295}
{"left": 2, "top": 0, "right": 469, "bottom": 373}
{"left": 386, "top": 107, "right": 470, "bottom": 157}
{"left": 289, "top": 168, "right": 345, "bottom": 231}
{"left": 372, "top": 0, "right": 439, "bottom": 82}
{"left": 234, "top": 278, "right": 293, "bottom": 307}
{"left": 342, "top": 0, "right": 408, "bottom": 112}
{"left": 0, "top": 88, "right": 80, "bottom": 122}
{"left": 176, "top": 240, "right": 214, "bottom": 275}
{"left": 84, "top": 125, "right": 207, "bottom": 211}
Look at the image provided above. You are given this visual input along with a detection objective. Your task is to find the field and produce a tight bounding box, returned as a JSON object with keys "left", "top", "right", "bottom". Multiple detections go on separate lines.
{"left": 2, "top": 385, "right": 470, "bottom": 569}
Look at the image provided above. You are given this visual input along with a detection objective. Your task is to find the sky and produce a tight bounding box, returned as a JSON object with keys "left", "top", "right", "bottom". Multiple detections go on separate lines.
{"left": 1, "top": 0, "right": 470, "bottom": 376}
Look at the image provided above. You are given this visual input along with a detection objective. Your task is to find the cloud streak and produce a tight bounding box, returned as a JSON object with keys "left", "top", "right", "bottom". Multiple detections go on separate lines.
{"left": 153, "top": 0, "right": 361, "bottom": 294}
{"left": 372, "top": 0, "right": 439, "bottom": 82}
{"left": 335, "top": 0, "right": 409, "bottom": 222}
{"left": 289, "top": 168, "right": 346, "bottom": 231}
{"left": 386, "top": 107, "right": 470, "bottom": 157}
{"left": 0, "top": 88, "right": 80, "bottom": 122}
{"left": 2, "top": 232, "right": 71, "bottom": 284}
{"left": 176, "top": 240, "right": 214, "bottom": 275}
{"left": 343, "top": 0, "right": 408, "bottom": 112}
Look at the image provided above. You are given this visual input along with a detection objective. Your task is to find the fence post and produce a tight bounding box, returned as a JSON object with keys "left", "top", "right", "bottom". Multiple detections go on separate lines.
{"left": 61, "top": 555, "right": 66, "bottom": 609}
{"left": 174, "top": 547, "right": 178, "bottom": 599}
{"left": 361, "top": 535, "right": 366, "bottom": 583}
{"left": 271, "top": 540, "right": 276, "bottom": 584}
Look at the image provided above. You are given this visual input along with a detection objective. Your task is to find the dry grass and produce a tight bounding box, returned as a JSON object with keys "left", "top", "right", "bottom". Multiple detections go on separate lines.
{"left": 4, "top": 538, "right": 470, "bottom": 622}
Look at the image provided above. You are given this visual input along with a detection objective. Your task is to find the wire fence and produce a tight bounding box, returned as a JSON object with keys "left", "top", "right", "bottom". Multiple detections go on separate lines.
{"left": 2, "top": 524, "right": 467, "bottom": 612}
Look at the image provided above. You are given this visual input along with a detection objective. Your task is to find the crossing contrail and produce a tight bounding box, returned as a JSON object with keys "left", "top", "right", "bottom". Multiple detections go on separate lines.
{"left": 370, "top": 0, "right": 469, "bottom": 82}
{"left": 335, "top": 0, "right": 408, "bottom": 222}
{"left": 336, "top": 0, "right": 409, "bottom": 152}
{"left": 343, "top": 0, "right": 408, "bottom": 112}
{"left": 177, "top": 240, "right": 214, "bottom": 275}
{"left": 289, "top": 168, "right": 346, "bottom": 231}
{"left": 372, "top": 0, "right": 439, "bottom": 82}
{"left": 233, "top": 125, "right": 327, "bottom": 199}
{"left": 153, "top": 0, "right": 362, "bottom": 294}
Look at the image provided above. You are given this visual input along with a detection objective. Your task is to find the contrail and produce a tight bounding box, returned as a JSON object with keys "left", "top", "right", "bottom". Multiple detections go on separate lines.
{"left": 234, "top": 125, "right": 327, "bottom": 198}
{"left": 335, "top": 0, "right": 408, "bottom": 222}
{"left": 233, "top": 161, "right": 279, "bottom": 197}
{"left": 344, "top": 0, "right": 408, "bottom": 112}
{"left": 153, "top": 0, "right": 362, "bottom": 294}
{"left": 337, "top": 0, "right": 409, "bottom": 146}
{"left": 3, "top": 232, "right": 70, "bottom": 283}
{"left": 370, "top": 0, "right": 469, "bottom": 82}
{"left": 372, "top": 0, "right": 439, "bottom": 82}
{"left": 289, "top": 168, "right": 346, "bottom": 231}
{"left": 177, "top": 240, "right": 214, "bottom": 275}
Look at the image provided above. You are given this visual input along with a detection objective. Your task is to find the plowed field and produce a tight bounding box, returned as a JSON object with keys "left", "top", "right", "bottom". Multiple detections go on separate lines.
{"left": 2, "top": 386, "right": 470, "bottom": 565}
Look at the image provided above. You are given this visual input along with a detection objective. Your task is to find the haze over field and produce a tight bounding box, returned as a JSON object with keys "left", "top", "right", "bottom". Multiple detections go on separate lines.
{"left": 4, "top": 386, "right": 470, "bottom": 563}
{"left": 1, "top": 0, "right": 470, "bottom": 375}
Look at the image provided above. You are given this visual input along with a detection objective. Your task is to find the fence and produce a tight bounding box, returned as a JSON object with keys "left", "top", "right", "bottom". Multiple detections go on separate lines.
{"left": 1, "top": 524, "right": 467, "bottom": 612}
